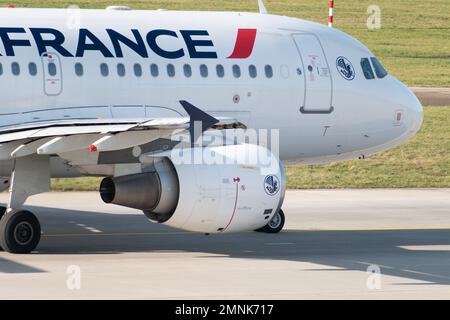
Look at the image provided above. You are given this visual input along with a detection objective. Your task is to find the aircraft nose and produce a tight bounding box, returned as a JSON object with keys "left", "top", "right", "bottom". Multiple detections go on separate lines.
{"left": 390, "top": 78, "right": 424, "bottom": 136}
{"left": 403, "top": 87, "right": 424, "bottom": 135}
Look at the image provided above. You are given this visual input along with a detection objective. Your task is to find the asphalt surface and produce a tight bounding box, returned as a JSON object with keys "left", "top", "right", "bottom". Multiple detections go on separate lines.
{"left": 411, "top": 87, "right": 450, "bottom": 106}
{"left": 0, "top": 189, "right": 449, "bottom": 299}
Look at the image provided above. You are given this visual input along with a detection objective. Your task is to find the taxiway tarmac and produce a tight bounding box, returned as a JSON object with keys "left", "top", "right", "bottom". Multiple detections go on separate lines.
{"left": 0, "top": 189, "right": 449, "bottom": 299}
{"left": 411, "top": 87, "right": 450, "bottom": 106}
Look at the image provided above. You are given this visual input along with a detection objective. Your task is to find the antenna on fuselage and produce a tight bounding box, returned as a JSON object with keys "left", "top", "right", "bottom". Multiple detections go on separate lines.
{"left": 258, "top": 0, "right": 268, "bottom": 14}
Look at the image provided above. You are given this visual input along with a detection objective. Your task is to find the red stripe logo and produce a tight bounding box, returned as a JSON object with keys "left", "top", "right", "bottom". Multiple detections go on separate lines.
{"left": 227, "top": 28, "right": 257, "bottom": 59}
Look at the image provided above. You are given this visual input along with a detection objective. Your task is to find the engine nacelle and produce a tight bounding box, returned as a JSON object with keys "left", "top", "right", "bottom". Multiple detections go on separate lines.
{"left": 100, "top": 144, "right": 285, "bottom": 233}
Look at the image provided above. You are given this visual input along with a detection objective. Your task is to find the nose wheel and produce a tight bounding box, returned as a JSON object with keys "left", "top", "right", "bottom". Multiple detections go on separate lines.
{"left": 255, "top": 209, "right": 285, "bottom": 234}
{"left": 0, "top": 209, "right": 41, "bottom": 254}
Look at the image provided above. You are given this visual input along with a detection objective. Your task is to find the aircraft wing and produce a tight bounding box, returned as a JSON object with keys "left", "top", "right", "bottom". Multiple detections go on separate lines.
{"left": 0, "top": 101, "right": 244, "bottom": 160}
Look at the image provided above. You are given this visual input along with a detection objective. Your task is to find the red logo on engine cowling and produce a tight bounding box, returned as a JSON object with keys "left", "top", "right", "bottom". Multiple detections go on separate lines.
{"left": 227, "top": 29, "right": 257, "bottom": 59}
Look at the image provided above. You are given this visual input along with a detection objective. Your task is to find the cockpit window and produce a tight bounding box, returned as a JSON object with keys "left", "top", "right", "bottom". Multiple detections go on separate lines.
{"left": 370, "top": 57, "right": 388, "bottom": 79}
{"left": 360, "top": 58, "right": 375, "bottom": 80}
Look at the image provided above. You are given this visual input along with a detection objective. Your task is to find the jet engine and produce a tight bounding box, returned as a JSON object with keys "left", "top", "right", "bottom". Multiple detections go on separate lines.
{"left": 100, "top": 144, "right": 285, "bottom": 233}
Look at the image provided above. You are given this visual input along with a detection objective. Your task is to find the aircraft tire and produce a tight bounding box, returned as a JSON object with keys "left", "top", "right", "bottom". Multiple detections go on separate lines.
{"left": 255, "top": 209, "right": 285, "bottom": 234}
{"left": 0, "top": 210, "right": 41, "bottom": 254}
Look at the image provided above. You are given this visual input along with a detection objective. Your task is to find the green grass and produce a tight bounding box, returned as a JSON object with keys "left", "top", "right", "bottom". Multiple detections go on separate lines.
{"left": 52, "top": 176, "right": 102, "bottom": 191}
{"left": 51, "top": 107, "right": 450, "bottom": 190}
{"left": 7, "top": 0, "right": 450, "bottom": 87}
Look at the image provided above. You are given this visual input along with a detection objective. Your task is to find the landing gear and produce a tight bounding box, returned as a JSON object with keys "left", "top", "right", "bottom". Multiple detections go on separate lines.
{"left": 255, "top": 209, "right": 285, "bottom": 234}
{"left": 0, "top": 155, "right": 49, "bottom": 253}
{"left": 0, "top": 210, "right": 41, "bottom": 254}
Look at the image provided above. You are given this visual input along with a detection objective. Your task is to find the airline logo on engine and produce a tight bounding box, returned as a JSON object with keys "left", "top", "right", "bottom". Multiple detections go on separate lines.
{"left": 264, "top": 175, "right": 280, "bottom": 196}
{"left": 0, "top": 27, "right": 257, "bottom": 59}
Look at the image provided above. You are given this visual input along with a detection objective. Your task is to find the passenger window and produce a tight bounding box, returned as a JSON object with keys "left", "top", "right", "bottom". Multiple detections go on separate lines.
{"left": 200, "top": 64, "right": 208, "bottom": 78}
{"left": 75, "top": 63, "right": 83, "bottom": 76}
{"left": 48, "top": 62, "right": 57, "bottom": 76}
{"left": 232, "top": 65, "right": 241, "bottom": 78}
{"left": 11, "top": 62, "right": 20, "bottom": 76}
{"left": 167, "top": 64, "right": 175, "bottom": 77}
{"left": 216, "top": 64, "right": 224, "bottom": 78}
{"left": 249, "top": 65, "right": 257, "bottom": 78}
{"left": 117, "top": 63, "right": 126, "bottom": 77}
{"left": 371, "top": 57, "right": 388, "bottom": 79}
{"left": 100, "top": 63, "right": 109, "bottom": 77}
{"left": 264, "top": 65, "right": 273, "bottom": 78}
{"left": 150, "top": 64, "right": 159, "bottom": 77}
{"left": 183, "top": 64, "right": 192, "bottom": 77}
{"left": 360, "top": 58, "right": 375, "bottom": 80}
{"left": 134, "top": 63, "right": 142, "bottom": 77}
{"left": 28, "top": 62, "right": 37, "bottom": 76}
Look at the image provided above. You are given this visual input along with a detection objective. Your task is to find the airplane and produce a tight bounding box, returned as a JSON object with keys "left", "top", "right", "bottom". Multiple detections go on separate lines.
{"left": 0, "top": 2, "right": 423, "bottom": 253}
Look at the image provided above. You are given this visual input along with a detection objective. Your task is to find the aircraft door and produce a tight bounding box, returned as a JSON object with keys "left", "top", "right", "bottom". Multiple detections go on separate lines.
{"left": 41, "top": 52, "right": 63, "bottom": 96}
{"left": 292, "top": 34, "right": 333, "bottom": 113}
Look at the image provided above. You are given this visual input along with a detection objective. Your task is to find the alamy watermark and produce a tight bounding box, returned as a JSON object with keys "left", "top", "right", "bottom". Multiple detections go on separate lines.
{"left": 66, "top": 265, "right": 82, "bottom": 290}
{"left": 66, "top": 5, "right": 81, "bottom": 30}
{"left": 366, "top": 264, "right": 382, "bottom": 290}
{"left": 166, "top": 127, "right": 281, "bottom": 174}
{"left": 367, "top": 5, "right": 382, "bottom": 30}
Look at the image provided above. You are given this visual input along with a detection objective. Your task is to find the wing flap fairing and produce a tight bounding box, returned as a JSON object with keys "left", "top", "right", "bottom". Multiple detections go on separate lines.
{"left": 0, "top": 101, "right": 245, "bottom": 160}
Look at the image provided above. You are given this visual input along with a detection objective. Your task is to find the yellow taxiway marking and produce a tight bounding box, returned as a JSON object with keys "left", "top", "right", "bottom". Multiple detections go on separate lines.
{"left": 41, "top": 226, "right": 450, "bottom": 238}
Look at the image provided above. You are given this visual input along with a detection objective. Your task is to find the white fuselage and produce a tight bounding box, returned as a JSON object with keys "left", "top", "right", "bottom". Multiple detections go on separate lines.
{"left": 0, "top": 8, "right": 423, "bottom": 174}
